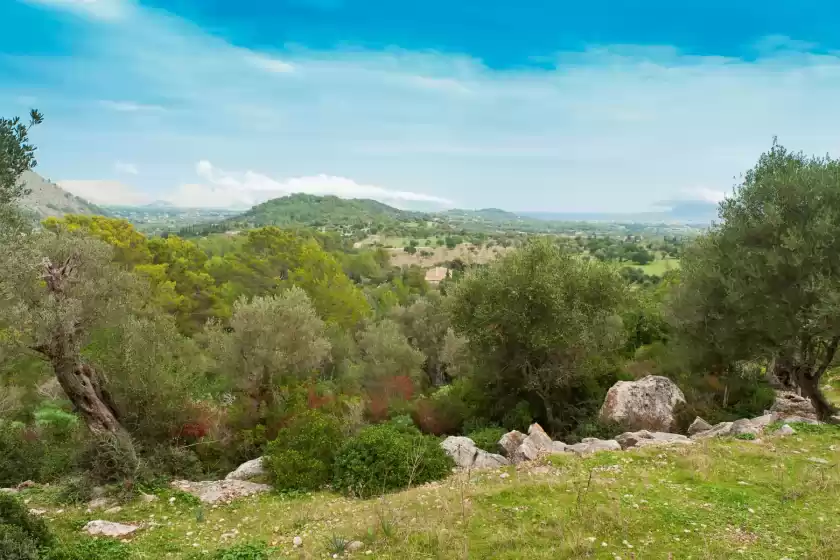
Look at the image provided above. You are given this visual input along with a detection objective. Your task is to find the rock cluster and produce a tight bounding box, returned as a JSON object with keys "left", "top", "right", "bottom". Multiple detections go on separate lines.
{"left": 170, "top": 479, "right": 271, "bottom": 504}
{"left": 599, "top": 375, "right": 685, "bottom": 432}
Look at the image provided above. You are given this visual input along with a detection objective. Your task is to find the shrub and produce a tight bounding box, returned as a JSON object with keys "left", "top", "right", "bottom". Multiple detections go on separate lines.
{"left": 333, "top": 424, "right": 453, "bottom": 498}
{"left": 466, "top": 426, "right": 506, "bottom": 453}
{"left": 0, "top": 493, "right": 53, "bottom": 549}
{"left": 0, "top": 524, "right": 39, "bottom": 560}
{"left": 43, "top": 538, "right": 131, "bottom": 560}
{"left": 0, "top": 422, "right": 42, "bottom": 486}
{"left": 264, "top": 409, "right": 344, "bottom": 492}
{"left": 211, "top": 541, "right": 271, "bottom": 560}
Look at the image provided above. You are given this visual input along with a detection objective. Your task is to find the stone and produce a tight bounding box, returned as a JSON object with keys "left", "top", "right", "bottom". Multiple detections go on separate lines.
{"left": 599, "top": 375, "right": 686, "bottom": 432}
{"left": 512, "top": 436, "right": 543, "bottom": 462}
{"left": 139, "top": 492, "right": 158, "bottom": 503}
{"left": 779, "top": 415, "right": 820, "bottom": 425}
{"left": 15, "top": 480, "right": 36, "bottom": 490}
{"left": 776, "top": 424, "right": 796, "bottom": 436}
{"left": 567, "top": 438, "right": 621, "bottom": 454}
{"left": 770, "top": 391, "right": 817, "bottom": 420}
{"left": 170, "top": 480, "right": 271, "bottom": 504}
{"left": 730, "top": 418, "right": 761, "bottom": 437}
{"left": 549, "top": 441, "right": 568, "bottom": 454}
{"left": 346, "top": 540, "right": 365, "bottom": 552}
{"left": 748, "top": 414, "right": 776, "bottom": 432}
{"left": 293, "top": 536, "right": 303, "bottom": 548}
{"left": 511, "top": 423, "right": 558, "bottom": 462}
{"left": 87, "top": 497, "right": 114, "bottom": 510}
{"left": 808, "top": 457, "right": 830, "bottom": 465}
{"left": 527, "top": 423, "right": 553, "bottom": 448}
{"left": 441, "top": 436, "right": 479, "bottom": 468}
{"left": 690, "top": 421, "right": 734, "bottom": 440}
{"left": 497, "top": 431, "right": 526, "bottom": 458}
{"left": 225, "top": 456, "right": 267, "bottom": 481}
{"left": 83, "top": 520, "right": 140, "bottom": 538}
{"left": 471, "top": 450, "right": 509, "bottom": 469}
{"left": 104, "top": 506, "right": 123, "bottom": 514}
{"left": 687, "top": 417, "right": 713, "bottom": 436}
{"left": 0, "top": 488, "right": 19, "bottom": 494}
{"left": 615, "top": 430, "right": 694, "bottom": 450}
{"left": 90, "top": 486, "right": 107, "bottom": 499}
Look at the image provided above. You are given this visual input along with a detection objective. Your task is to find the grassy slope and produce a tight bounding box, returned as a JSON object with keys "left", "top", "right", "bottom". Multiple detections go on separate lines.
{"left": 26, "top": 423, "right": 840, "bottom": 559}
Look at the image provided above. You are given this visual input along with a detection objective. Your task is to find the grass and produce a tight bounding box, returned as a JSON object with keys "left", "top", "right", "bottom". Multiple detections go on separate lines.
{"left": 639, "top": 256, "right": 681, "bottom": 276}
{"left": 22, "top": 423, "right": 840, "bottom": 559}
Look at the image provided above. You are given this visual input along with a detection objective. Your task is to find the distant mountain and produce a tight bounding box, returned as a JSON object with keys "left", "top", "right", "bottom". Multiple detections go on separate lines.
{"left": 521, "top": 200, "right": 719, "bottom": 225}
{"left": 443, "top": 207, "right": 522, "bottom": 221}
{"left": 226, "top": 193, "right": 422, "bottom": 228}
{"left": 17, "top": 171, "right": 105, "bottom": 219}
{"left": 144, "top": 200, "right": 175, "bottom": 208}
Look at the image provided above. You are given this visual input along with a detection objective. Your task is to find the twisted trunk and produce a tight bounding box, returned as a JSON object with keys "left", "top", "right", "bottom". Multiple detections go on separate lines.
{"left": 769, "top": 337, "right": 839, "bottom": 422}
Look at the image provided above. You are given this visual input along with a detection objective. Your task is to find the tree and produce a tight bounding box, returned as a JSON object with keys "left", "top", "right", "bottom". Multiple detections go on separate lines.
{"left": 450, "top": 240, "right": 627, "bottom": 434}
{"left": 671, "top": 141, "right": 840, "bottom": 420}
{"left": 403, "top": 245, "right": 417, "bottom": 255}
{"left": 356, "top": 319, "right": 425, "bottom": 393}
{"left": 0, "top": 109, "right": 42, "bottom": 205}
{"left": 205, "top": 288, "right": 331, "bottom": 416}
{"left": 0, "top": 228, "right": 139, "bottom": 468}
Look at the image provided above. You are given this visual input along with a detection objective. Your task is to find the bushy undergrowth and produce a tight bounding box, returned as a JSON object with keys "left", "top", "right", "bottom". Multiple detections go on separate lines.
{"left": 466, "top": 426, "right": 506, "bottom": 452}
{"left": 333, "top": 423, "right": 453, "bottom": 498}
{"left": 0, "top": 410, "right": 84, "bottom": 487}
{"left": 0, "top": 494, "right": 54, "bottom": 558}
{"left": 674, "top": 373, "right": 775, "bottom": 431}
{"left": 265, "top": 409, "right": 344, "bottom": 492}
{"left": 0, "top": 524, "right": 39, "bottom": 560}
{"left": 43, "top": 538, "right": 132, "bottom": 560}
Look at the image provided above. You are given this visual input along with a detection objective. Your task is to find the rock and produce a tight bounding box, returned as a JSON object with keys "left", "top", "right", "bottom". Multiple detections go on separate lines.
{"left": 770, "top": 391, "right": 817, "bottom": 420}
{"left": 567, "top": 438, "right": 621, "bottom": 454}
{"left": 346, "top": 540, "right": 365, "bottom": 552}
{"left": 28, "top": 508, "right": 47, "bottom": 516}
{"left": 730, "top": 419, "right": 761, "bottom": 437}
{"left": 615, "top": 430, "right": 694, "bottom": 450}
{"left": 139, "top": 492, "right": 158, "bottom": 503}
{"left": 16, "top": 480, "right": 36, "bottom": 490}
{"left": 830, "top": 414, "right": 840, "bottom": 425}
{"left": 87, "top": 497, "right": 114, "bottom": 510}
{"left": 549, "top": 441, "right": 568, "bottom": 454}
{"left": 441, "top": 436, "right": 479, "bottom": 468}
{"left": 776, "top": 424, "right": 796, "bottom": 436}
{"left": 527, "top": 423, "right": 553, "bottom": 448}
{"left": 599, "top": 375, "right": 685, "bottom": 432}
{"left": 0, "top": 488, "right": 19, "bottom": 494}
{"left": 83, "top": 520, "right": 140, "bottom": 538}
{"left": 91, "top": 486, "right": 107, "bottom": 499}
{"left": 170, "top": 480, "right": 271, "bottom": 504}
{"left": 471, "top": 450, "right": 509, "bottom": 469}
{"left": 808, "top": 457, "right": 830, "bottom": 465}
{"left": 497, "top": 431, "right": 526, "bottom": 458}
{"left": 104, "top": 506, "right": 123, "bottom": 514}
{"left": 779, "top": 415, "right": 820, "bottom": 425}
{"left": 690, "top": 421, "right": 734, "bottom": 440}
{"left": 748, "top": 414, "right": 775, "bottom": 432}
{"left": 688, "top": 417, "right": 713, "bottom": 436}
{"left": 511, "top": 423, "right": 559, "bottom": 462}
{"left": 225, "top": 457, "right": 267, "bottom": 481}
{"left": 293, "top": 536, "right": 303, "bottom": 548}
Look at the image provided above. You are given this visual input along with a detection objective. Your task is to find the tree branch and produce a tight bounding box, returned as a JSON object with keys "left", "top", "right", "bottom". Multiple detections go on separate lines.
{"left": 813, "top": 336, "right": 840, "bottom": 380}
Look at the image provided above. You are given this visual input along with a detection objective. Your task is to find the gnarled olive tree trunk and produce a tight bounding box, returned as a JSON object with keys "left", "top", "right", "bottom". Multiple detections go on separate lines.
{"left": 768, "top": 338, "right": 839, "bottom": 421}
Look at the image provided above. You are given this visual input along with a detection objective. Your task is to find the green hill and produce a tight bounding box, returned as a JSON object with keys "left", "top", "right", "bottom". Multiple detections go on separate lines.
{"left": 18, "top": 171, "right": 105, "bottom": 219}
{"left": 226, "top": 193, "right": 421, "bottom": 228}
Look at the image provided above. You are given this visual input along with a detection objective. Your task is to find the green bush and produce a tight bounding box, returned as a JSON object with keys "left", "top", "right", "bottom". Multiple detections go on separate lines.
{"left": 466, "top": 426, "right": 506, "bottom": 453}
{"left": 264, "top": 409, "right": 344, "bottom": 492}
{"left": 0, "top": 493, "right": 53, "bottom": 549}
{"left": 0, "top": 524, "right": 39, "bottom": 560}
{"left": 0, "top": 422, "right": 42, "bottom": 487}
{"left": 211, "top": 541, "right": 271, "bottom": 560}
{"left": 333, "top": 424, "right": 453, "bottom": 498}
{"left": 43, "top": 538, "right": 131, "bottom": 560}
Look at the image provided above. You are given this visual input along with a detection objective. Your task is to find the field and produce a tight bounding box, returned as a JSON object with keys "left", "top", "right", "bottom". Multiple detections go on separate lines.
{"left": 25, "top": 423, "right": 840, "bottom": 559}
{"left": 639, "top": 256, "right": 681, "bottom": 276}
{"left": 386, "top": 243, "right": 515, "bottom": 268}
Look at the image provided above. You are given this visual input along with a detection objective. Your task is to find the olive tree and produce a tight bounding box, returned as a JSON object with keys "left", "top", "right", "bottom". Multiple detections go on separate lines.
{"left": 0, "top": 228, "right": 139, "bottom": 466}
{"left": 1, "top": 109, "right": 42, "bottom": 205}
{"left": 671, "top": 141, "right": 840, "bottom": 420}
{"left": 450, "top": 240, "right": 627, "bottom": 434}
{"left": 205, "top": 288, "right": 331, "bottom": 414}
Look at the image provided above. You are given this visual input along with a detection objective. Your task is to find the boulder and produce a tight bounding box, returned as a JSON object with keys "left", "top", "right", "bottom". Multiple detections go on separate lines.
{"left": 567, "top": 438, "right": 621, "bottom": 454}
{"left": 497, "top": 431, "right": 525, "bottom": 458}
{"left": 441, "top": 436, "right": 510, "bottom": 470}
{"left": 615, "top": 430, "right": 694, "bottom": 450}
{"left": 599, "top": 375, "right": 685, "bottom": 432}
{"left": 775, "top": 424, "right": 796, "bottom": 436}
{"left": 346, "top": 541, "right": 365, "bottom": 552}
{"left": 770, "top": 391, "right": 817, "bottom": 420}
{"left": 688, "top": 417, "right": 713, "bottom": 436}
{"left": 549, "top": 441, "right": 568, "bottom": 454}
{"left": 472, "top": 450, "right": 510, "bottom": 469}
{"left": 527, "top": 423, "right": 553, "bottom": 448}
{"left": 170, "top": 480, "right": 271, "bottom": 504}
{"left": 442, "top": 436, "right": 479, "bottom": 468}
{"left": 83, "top": 520, "right": 140, "bottom": 538}
{"left": 730, "top": 418, "right": 761, "bottom": 437}
{"left": 225, "top": 457, "right": 266, "bottom": 481}
{"left": 690, "top": 421, "right": 733, "bottom": 440}
{"left": 778, "top": 415, "right": 820, "bottom": 425}
{"left": 748, "top": 414, "right": 775, "bottom": 431}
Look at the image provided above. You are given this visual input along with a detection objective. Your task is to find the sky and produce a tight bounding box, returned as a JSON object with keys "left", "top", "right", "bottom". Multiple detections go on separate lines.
{"left": 4, "top": 1, "right": 840, "bottom": 211}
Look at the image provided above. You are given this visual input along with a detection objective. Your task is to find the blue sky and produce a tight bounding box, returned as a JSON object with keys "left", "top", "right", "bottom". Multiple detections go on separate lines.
{"left": 3, "top": 0, "right": 840, "bottom": 211}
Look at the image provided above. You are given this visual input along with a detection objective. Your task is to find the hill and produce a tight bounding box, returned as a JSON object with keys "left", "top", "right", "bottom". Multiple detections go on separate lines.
{"left": 17, "top": 170, "right": 104, "bottom": 219}
{"left": 226, "top": 193, "right": 421, "bottom": 228}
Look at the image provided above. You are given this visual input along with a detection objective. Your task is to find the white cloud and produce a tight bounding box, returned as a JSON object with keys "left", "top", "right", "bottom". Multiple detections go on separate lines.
{"left": 58, "top": 179, "right": 150, "bottom": 206}
{"left": 23, "top": 0, "right": 130, "bottom": 20}
{"left": 246, "top": 54, "right": 295, "bottom": 74}
{"left": 166, "top": 160, "right": 454, "bottom": 209}
{"left": 99, "top": 100, "right": 164, "bottom": 112}
{"left": 114, "top": 161, "right": 138, "bottom": 175}
{"left": 682, "top": 187, "right": 728, "bottom": 203}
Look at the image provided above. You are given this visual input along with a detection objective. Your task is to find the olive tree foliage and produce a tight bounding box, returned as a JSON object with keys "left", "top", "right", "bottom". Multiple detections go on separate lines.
{"left": 355, "top": 319, "right": 425, "bottom": 391}
{"left": 205, "top": 287, "right": 331, "bottom": 412}
{"left": 0, "top": 109, "right": 42, "bottom": 205}
{"left": 390, "top": 291, "right": 466, "bottom": 387}
{"left": 0, "top": 228, "right": 140, "bottom": 467}
{"left": 670, "top": 141, "right": 840, "bottom": 420}
{"left": 450, "top": 240, "right": 627, "bottom": 434}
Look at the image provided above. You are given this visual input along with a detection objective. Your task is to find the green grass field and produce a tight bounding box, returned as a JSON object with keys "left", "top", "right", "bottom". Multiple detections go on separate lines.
{"left": 23, "top": 422, "right": 840, "bottom": 559}
{"left": 639, "top": 256, "right": 681, "bottom": 276}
